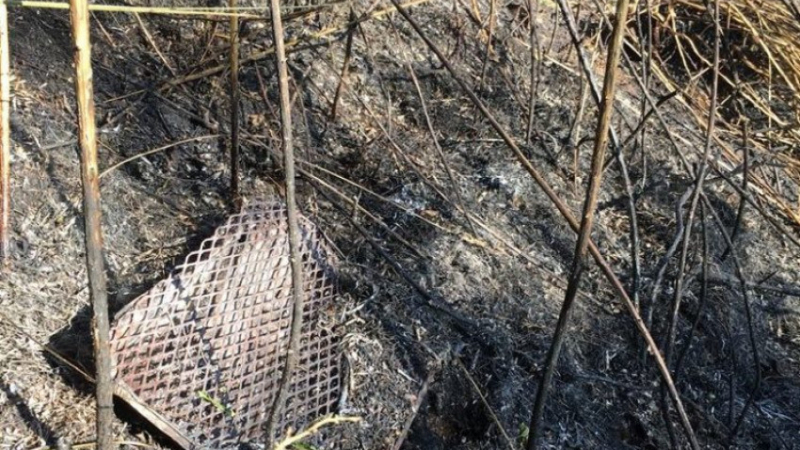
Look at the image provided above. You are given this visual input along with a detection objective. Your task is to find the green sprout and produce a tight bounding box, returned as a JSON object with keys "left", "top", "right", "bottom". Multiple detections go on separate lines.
{"left": 196, "top": 390, "right": 236, "bottom": 418}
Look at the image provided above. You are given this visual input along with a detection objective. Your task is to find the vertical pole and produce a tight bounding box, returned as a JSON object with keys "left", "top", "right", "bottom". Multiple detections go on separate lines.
{"left": 0, "top": 0, "right": 10, "bottom": 261}
{"left": 68, "top": 1, "right": 113, "bottom": 449}
{"left": 524, "top": 0, "right": 686, "bottom": 445}
{"left": 229, "top": 0, "right": 240, "bottom": 204}
{"left": 264, "top": 0, "right": 305, "bottom": 446}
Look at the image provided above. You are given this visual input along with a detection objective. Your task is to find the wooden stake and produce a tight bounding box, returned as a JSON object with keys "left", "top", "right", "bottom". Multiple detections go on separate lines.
{"left": 229, "top": 0, "right": 239, "bottom": 203}
{"left": 68, "top": 0, "right": 113, "bottom": 448}
{"left": 0, "top": 0, "right": 10, "bottom": 261}
{"left": 264, "top": 0, "right": 304, "bottom": 446}
{"left": 527, "top": 4, "right": 629, "bottom": 448}
{"left": 524, "top": 0, "right": 677, "bottom": 443}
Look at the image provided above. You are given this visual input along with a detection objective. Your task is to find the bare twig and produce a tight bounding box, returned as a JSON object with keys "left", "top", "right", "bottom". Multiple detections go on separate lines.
{"left": 721, "top": 121, "right": 749, "bottom": 261}
{"left": 526, "top": 0, "right": 643, "bottom": 444}
{"left": 312, "top": 182, "right": 491, "bottom": 345}
{"left": 99, "top": 135, "right": 220, "bottom": 178}
{"left": 475, "top": 0, "right": 496, "bottom": 96}
{"left": 407, "top": 65, "right": 478, "bottom": 238}
{"left": 134, "top": 13, "right": 176, "bottom": 76}
{"left": 705, "top": 275, "right": 800, "bottom": 298}
{"left": 274, "top": 416, "right": 361, "bottom": 450}
{"left": 68, "top": 0, "right": 113, "bottom": 446}
{"left": 0, "top": 310, "right": 95, "bottom": 383}
{"left": 634, "top": 0, "right": 654, "bottom": 186}
{"left": 673, "top": 202, "right": 709, "bottom": 381}
{"left": 644, "top": 186, "right": 693, "bottom": 363}
{"left": 701, "top": 194, "right": 762, "bottom": 441}
{"left": 0, "top": 0, "right": 9, "bottom": 261}
{"left": 330, "top": 8, "right": 356, "bottom": 121}
{"left": 552, "top": 0, "right": 643, "bottom": 333}
{"left": 581, "top": 0, "right": 693, "bottom": 175}
{"left": 590, "top": 0, "right": 800, "bottom": 242}
{"left": 525, "top": 0, "right": 541, "bottom": 143}
{"left": 264, "top": 0, "right": 303, "bottom": 445}
{"left": 569, "top": 77, "right": 589, "bottom": 192}
{"left": 755, "top": 403, "right": 790, "bottom": 450}
{"left": 708, "top": 162, "right": 800, "bottom": 251}
{"left": 391, "top": 370, "right": 436, "bottom": 450}
{"left": 101, "top": 0, "right": 432, "bottom": 105}
{"left": 308, "top": 43, "right": 476, "bottom": 234}
{"left": 387, "top": 2, "right": 695, "bottom": 449}
{"left": 290, "top": 162, "right": 426, "bottom": 259}
{"left": 660, "top": 1, "right": 720, "bottom": 444}
{"left": 456, "top": 358, "right": 516, "bottom": 450}
{"left": 42, "top": 441, "right": 155, "bottom": 450}
{"left": 229, "top": 0, "right": 240, "bottom": 203}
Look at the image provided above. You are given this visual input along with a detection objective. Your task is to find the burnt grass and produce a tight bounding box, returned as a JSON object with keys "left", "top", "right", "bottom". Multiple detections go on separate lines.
{"left": 1, "top": 0, "right": 800, "bottom": 449}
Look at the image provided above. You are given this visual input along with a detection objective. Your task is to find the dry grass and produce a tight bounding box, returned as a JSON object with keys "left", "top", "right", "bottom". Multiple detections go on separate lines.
{"left": 630, "top": 0, "right": 800, "bottom": 225}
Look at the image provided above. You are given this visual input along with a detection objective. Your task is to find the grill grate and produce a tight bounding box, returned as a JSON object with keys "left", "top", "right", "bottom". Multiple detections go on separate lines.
{"left": 109, "top": 201, "right": 341, "bottom": 449}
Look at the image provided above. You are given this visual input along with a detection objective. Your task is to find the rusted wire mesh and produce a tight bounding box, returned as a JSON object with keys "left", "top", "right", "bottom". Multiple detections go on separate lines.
{"left": 109, "top": 201, "right": 341, "bottom": 449}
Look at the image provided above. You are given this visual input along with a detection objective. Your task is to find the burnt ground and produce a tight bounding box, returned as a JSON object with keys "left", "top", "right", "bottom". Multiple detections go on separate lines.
{"left": 1, "top": 0, "right": 800, "bottom": 449}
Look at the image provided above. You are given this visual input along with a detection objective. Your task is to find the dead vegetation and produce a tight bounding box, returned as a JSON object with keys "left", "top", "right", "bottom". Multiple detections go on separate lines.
{"left": 0, "top": 0, "right": 799, "bottom": 448}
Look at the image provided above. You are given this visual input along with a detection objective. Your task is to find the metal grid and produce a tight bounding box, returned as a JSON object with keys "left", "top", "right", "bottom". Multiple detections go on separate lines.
{"left": 109, "top": 201, "right": 341, "bottom": 449}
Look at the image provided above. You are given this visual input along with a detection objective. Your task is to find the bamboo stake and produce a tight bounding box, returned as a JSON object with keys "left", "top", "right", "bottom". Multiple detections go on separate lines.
{"left": 0, "top": 0, "right": 9, "bottom": 261}
{"left": 68, "top": 0, "right": 113, "bottom": 447}
{"left": 264, "top": 0, "right": 304, "bottom": 445}
{"left": 525, "top": 0, "right": 644, "bottom": 444}
{"left": 229, "top": 0, "right": 240, "bottom": 203}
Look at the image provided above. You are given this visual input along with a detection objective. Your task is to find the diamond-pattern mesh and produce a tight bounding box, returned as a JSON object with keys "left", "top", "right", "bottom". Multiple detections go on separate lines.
{"left": 109, "top": 201, "right": 341, "bottom": 449}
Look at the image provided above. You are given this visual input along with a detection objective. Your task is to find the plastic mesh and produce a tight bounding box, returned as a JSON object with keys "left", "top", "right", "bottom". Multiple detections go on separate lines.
{"left": 109, "top": 201, "right": 341, "bottom": 448}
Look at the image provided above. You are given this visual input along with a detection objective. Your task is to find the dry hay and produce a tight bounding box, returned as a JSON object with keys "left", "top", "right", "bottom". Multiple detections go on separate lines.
{"left": 626, "top": 0, "right": 800, "bottom": 226}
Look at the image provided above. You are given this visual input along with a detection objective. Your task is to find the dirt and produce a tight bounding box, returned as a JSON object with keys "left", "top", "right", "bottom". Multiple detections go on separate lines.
{"left": 1, "top": 0, "right": 800, "bottom": 449}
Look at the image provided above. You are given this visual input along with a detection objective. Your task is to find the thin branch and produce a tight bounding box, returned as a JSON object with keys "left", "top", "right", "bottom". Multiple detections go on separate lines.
{"left": 229, "top": 0, "right": 240, "bottom": 204}
{"left": 391, "top": 370, "right": 436, "bottom": 450}
{"left": 552, "top": 0, "right": 643, "bottom": 337}
{"left": 587, "top": 0, "right": 800, "bottom": 250}
{"left": 134, "top": 13, "right": 176, "bottom": 76}
{"left": 308, "top": 43, "right": 475, "bottom": 236}
{"left": 274, "top": 416, "right": 361, "bottom": 450}
{"left": 291, "top": 161, "right": 426, "bottom": 259}
{"left": 263, "top": 0, "right": 304, "bottom": 445}
{"left": 456, "top": 358, "right": 516, "bottom": 450}
{"left": 708, "top": 161, "right": 800, "bottom": 251}
{"left": 525, "top": 0, "right": 541, "bottom": 143}
{"left": 68, "top": 0, "right": 113, "bottom": 446}
{"left": 475, "top": 0, "right": 496, "bottom": 96}
{"left": 0, "top": 0, "right": 9, "bottom": 261}
{"left": 330, "top": 8, "right": 356, "bottom": 121}
{"left": 660, "top": 0, "right": 721, "bottom": 444}
{"left": 99, "top": 135, "right": 220, "bottom": 179}
{"left": 526, "top": 0, "right": 644, "bottom": 444}
{"left": 568, "top": 77, "right": 589, "bottom": 193}
{"left": 673, "top": 202, "right": 709, "bottom": 381}
{"left": 0, "top": 310, "right": 95, "bottom": 383}
{"left": 721, "top": 121, "right": 749, "bottom": 261}
{"left": 311, "top": 181, "right": 492, "bottom": 345}
{"left": 634, "top": 0, "right": 654, "bottom": 187}
{"left": 701, "top": 194, "right": 762, "bottom": 441}
{"left": 407, "top": 65, "right": 478, "bottom": 238}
